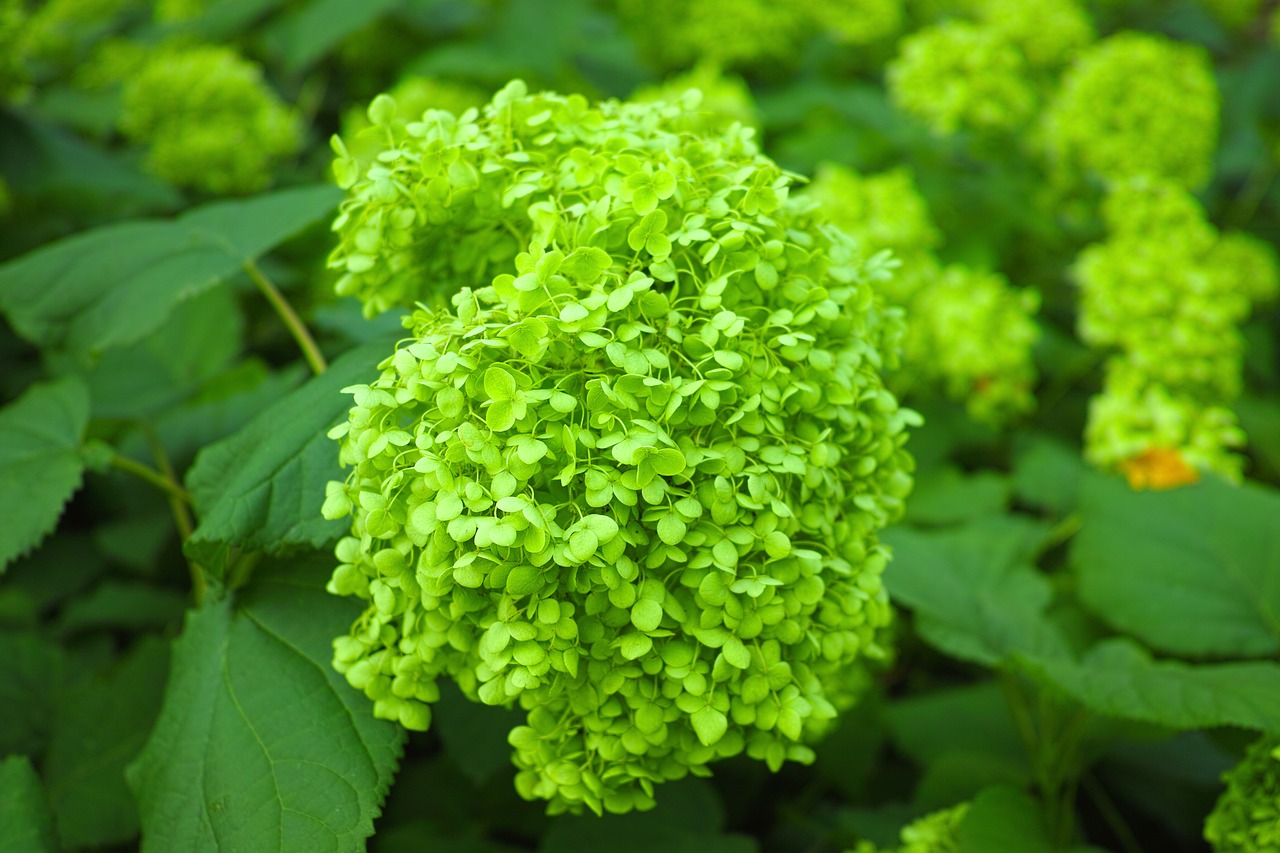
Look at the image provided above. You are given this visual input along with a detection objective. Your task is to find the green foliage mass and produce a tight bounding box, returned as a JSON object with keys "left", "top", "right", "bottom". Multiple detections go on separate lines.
{"left": 888, "top": 21, "right": 1038, "bottom": 135}
{"left": 1043, "top": 31, "right": 1219, "bottom": 189}
{"left": 1204, "top": 736, "right": 1280, "bottom": 852}
{"left": 324, "top": 81, "right": 916, "bottom": 814}
{"left": 806, "top": 164, "right": 1039, "bottom": 424}
{"left": 1077, "top": 177, "right": 1277, "bottom": 478}
{"left": 118, "top": 44, "right": 300, "bottom": 194}
{"left": 3, "top": 0, "right": 1280, "bottom": 850}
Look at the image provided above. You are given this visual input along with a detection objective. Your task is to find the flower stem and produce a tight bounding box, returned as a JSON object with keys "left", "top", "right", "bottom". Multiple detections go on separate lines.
{"left": 244, "top": 259, "right": 328, "bottom": 375}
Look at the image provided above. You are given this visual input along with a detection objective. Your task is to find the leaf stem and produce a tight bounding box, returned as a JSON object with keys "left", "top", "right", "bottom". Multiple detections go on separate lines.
{"left": 1081, "top": 773, "right": 1146, "bottom": 853}
{"left": 244, "top": 259, "right": 328, "bottom": 375}
{"left": 110, "top": 453, "right": 192, "bottom": 505}
{"left": 140, "top": 430, "right": 207, "bottom": 605}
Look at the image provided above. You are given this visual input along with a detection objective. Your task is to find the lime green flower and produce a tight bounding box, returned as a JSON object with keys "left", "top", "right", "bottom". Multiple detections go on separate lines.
{"left": 970, "top": 0, "right": 1095, "bottom": 68}
{"left": 1043, "top": 32, "right": 1219, "bottom": 189}
{"left": 1205, "top": 736, "right": 1280, "bottom": 851}
{"left": 797, "top": 0, "right": 905, "bottom": 46}
{"left": 632, "top": 63, "right": 760, "bottom": 136}
{"left": 339, "top": 75, "right": 488, "bottom": 170}
{"left": 888, "top": 21, "right": 1038, "bottom": 135}
{"left": 326, "top": 81, "right": 917, "bottom": 816}
{"left": 119, "top": 44, "right": 299, "bottom": 194}
{"left": 617, "top": 0, "right": 810, "bottom": 70}
{"left": 851, "top": 801, "right": 970, "bottom": 853}
{"left": 1197, "top": 0, "right": 1263, "bottom": 29}
{"left": 806, "top": 163, "right": 1039, "bottom": 425}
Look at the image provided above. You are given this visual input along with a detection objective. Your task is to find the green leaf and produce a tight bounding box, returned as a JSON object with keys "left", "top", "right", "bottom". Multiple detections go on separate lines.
{"left": 905, "top": 468, "right": 1010, "bottom": 526}
{"left": 44, "top": 637, "right": 169, "bottom": 848}
{"left": 883, "top": 517, "right": 1068, "bottom": 667}
{"left": 0, "top": 377, "right": 90, "bottom": 571}
{"left": 1012, "top": 435, "right": 1089, "bottom": 516}
{"left": 484, "top": 366, "right": 517, "bottom": 401}
{"left": 957, "top": 786, "right": 1054, "bottom": 853}
{"left": 886, "top": 682, "right": 1028, "bottom": 773}
{"left": 540, "top": 777, "right": 755, "bottom": 853}
{"left": 692, "top": 706, "right": 727, "bottom": 746}
{"left": 56, "top": 581, "right": 186, "bottom": 636}
{"left": 263, "top": 0, "right": 401, "bottom": 73}
{"left": 0, "top": 633, "right": 64, "bottom": 756}
{"left": 184, "top": 336, "right": 393, "bottom": 573}
{"left": 1074, "top": 475, "right": 1280, "bottom": 657}
{"left": 1025, "top": 639, "right": 1280, "bottom": 732}
{"left": 0, "top": 756, "right": 58, "bottom": 853}
{"left": 0, "top": 185, "right": 341, "bottom": 361}
{"left": 432, "top": 682, "right": 522, "bottom": 788}
{"left": 128, "top": 559, "right": 405, "bottom": 852}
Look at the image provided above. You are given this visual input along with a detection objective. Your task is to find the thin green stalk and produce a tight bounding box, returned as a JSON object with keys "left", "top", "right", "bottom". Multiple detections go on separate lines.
{"left": 1081, "top": 773, "right": 1145, "bottom": 853}
{"left": 142, "top": 430, "right": 207, "bottom": 605}
{"left": 244, "top": 259, "right": 328, "bottom": 375}
{"left": 110, "top": 453, "right": 192, "bottom": 505}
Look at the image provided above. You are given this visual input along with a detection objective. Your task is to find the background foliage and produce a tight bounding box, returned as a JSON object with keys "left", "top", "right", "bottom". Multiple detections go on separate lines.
{"left": 2, "top": 0, "right": 1280, "bottom": 851}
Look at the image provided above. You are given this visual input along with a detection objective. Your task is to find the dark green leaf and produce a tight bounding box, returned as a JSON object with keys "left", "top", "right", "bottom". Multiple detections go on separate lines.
{"left": 57, "top": 581, "right": 187, "bottom": 636}
{"left": 0, "top": 632, "right": 65, "bottom": 756}
{"left": 1026, "top": 639, "right": 1280, "bottom": 731}
{"left": 0, "top": 185, "right": 341, "bottom": 361}
{"left": 540, "top": 777, "right": 755, "bottom": 853}
{"left": 886, "top": 682, "right": 1028, "bottom": 771}
{"left": 127, "top": 559, "right": 405, "bottom": 852}
{"left": 0, "top": 376, "right": 90, "bottom": 571}
{"left": 1012, "top": 435, "right": 1089, "bottom": 516}
{"left": 433, "top": 682, "right": 521, "bottom": 787}
{"left": 904, "top": 467, "right": 1010, "bottom": 526}
{"left": 264, "top": 0, "right": 401, "bottom": 73}
{"left": 1074, "top": 475, "right": 1280, "bottom": 657}
{"left": 883, "top": 517, "right": 1068, "bottom": 666}
{"left": 957, "top": 786, "right": 1054, "bottom": 853}
{"left": 0, "top": 756, "right": 58, "bottom": 853}
{"left": 45, "top": 637, "right": 170, "bottom": 848}
{"left": 184, "top": 336, "right": 393, "bottom": 572}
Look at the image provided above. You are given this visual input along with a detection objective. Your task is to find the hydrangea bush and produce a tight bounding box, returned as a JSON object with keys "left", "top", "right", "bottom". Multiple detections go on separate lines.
{"left": 323, "top": 81, "right": 917, "bottom": 814}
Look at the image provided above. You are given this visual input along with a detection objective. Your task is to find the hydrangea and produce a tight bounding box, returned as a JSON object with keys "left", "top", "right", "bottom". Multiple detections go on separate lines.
{"left": 1086, "top": 360, "right": 1244, "bottom": 485}
{"left": 1204, "top": 736, "right": 1280, "bottom": 852}
{"left": 330, "top": 80, "right": 779, "bottom": 319}
{"left": 616, "top": 0, "right": 810, "bottom": 70}
{"left": 119, "top": 44, "right": 299, "bottom": 194}
{"left": 1077, "top": 180, "right": 1252, "bottom": 401}
{"left": 1076, "top": 178, "right": 1266, "bottom": 482}
{"left": 339, "top": 75, "right": 488, "bottom": 170}
{"left": 324, "top": 82, "right": 917, "bottom": 816}
{"left": 796, "top": 0, "right": 904, "bottom": 47}
{"left": 907, "top": 265, "right": 1041, "bottom": 424}
{"left": 969, "top": 0, "right": 1095, "bottom": 68}
{"left": 887, "top": 21, "right": 1038, "bottom": 135}
{"left": 806, "top": 163, "right": 1039, "bottom": 424}
{"left": 1043, "top": 32, "right": 1219, "bottom": 189}
{"left": 632, "top": 63, "right": 761, "bottom": 136}
{"left": 852, "top": 801, "right": 969, "bottom": 853}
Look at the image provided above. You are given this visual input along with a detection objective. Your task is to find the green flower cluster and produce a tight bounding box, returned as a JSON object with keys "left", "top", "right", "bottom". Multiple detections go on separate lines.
{"left": 339, "top": 75, "right": 488, "bottom": 171}
{"left": 1043, "top": 32, "right": 1219, "bottom": 189}
{"left": 852, "top": 801, "right": 969, "bottom": 853}
{"left": 1076, "top": 178, "right": 1277, "bottom": 481}
{"left": 969, "top": 0, "right": 1095, "bottom": 69}
{"left": 887, "top": 21, "right": 1037, "bottom": 135}
{"left": 118, "top": 44, "right": 299, "bottom": 194}
{"left": 1197, "top": 0, "right": 1263, "bottom": 29}
{"left": 633, "top": 63, "right": 760, "bottom": 136}
{"left": 806, "top": 164, "right": 1039, "bottom": 424}
{"left": 616, "top": 0, "right": 904, "bottom": 71}
{"left": 328, "top": 80, "right": 775, "bottom": 319}
{"left": 1204, "top": 736, "right": 1280, "bottom": 852}
{"left": 324, "top": 82, "right": 917, "bottom": 815}
{"left": 796, "top": 0, "right": 905, "bottom": 47}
